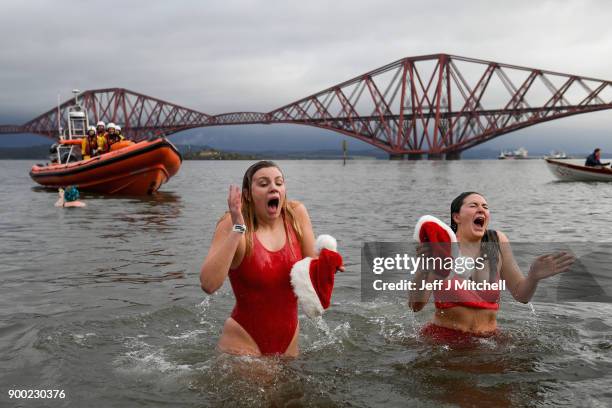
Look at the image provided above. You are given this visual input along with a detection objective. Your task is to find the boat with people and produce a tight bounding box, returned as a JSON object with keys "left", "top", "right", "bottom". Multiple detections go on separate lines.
{"left": 30, "top": 90, "right": 182, "bottom": 195}
{"left": 545, "top": 158, "right": 612, "bottom": 181}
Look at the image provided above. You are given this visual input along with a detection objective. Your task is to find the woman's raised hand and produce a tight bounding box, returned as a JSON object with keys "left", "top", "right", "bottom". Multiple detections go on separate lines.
{"left": 528, "top": 251, "right": 576, "bottom": 281}
{"left": 228, "top": 185, "right": 245, "bottom": 225}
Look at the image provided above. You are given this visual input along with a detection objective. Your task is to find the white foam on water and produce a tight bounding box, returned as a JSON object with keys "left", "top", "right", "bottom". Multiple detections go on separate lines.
{"left": 71, "top": 332, "right": 96, "bottom": 346}
{"left": 305, "top": 318, "right": 350, "bottom": 353}
{"left": 528, "top": 302, "right": 537, "bottom": 316}
{"left": 168, "top": 329, "right": 208, "bottom": 340}
{"left": 114, "top": 336, "right": 192, "bottom": 376}
{"left": 196, "top": 297, "right": 211, "bottom": 312}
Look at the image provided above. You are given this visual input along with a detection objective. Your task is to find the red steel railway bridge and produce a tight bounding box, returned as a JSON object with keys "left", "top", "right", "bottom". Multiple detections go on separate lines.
{"left": 2, "top": 53, "right": 612, "bottom": 159}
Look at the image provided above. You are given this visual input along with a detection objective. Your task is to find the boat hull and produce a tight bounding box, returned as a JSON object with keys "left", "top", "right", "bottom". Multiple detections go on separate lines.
{"left": 30, "top": 138, "right": 182, "bottom": 195}
{"left": 545, "top": 158, "right": 612, "bottom": 182}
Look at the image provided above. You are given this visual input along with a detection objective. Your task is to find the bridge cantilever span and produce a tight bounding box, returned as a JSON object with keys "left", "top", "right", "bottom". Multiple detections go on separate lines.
{"left": 0, "top": 88, "right": 213, "bottom": 142}
{"left": 211, "top": 112, "right": 270, "bottom": 125}
{"left": 3, "top": 54, "right": 612, "bottom": 158}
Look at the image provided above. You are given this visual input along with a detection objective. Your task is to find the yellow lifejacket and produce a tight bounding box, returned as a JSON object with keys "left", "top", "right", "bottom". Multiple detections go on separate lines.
{"left": 81, "top": 135, "right": 98, "bottom": 159}
{"left": 97, "top": 133, "right": 109, "bottom": 153}
{"left": 107, "top": 132, "right": 123, "bottom": 147}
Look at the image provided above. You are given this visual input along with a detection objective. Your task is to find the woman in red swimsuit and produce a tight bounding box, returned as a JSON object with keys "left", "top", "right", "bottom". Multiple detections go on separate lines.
{"left": 409, "top": 191, "right": 575, "bottom": 342}
{"left": 199, "top": 160, "right": 316, "bottom": 357}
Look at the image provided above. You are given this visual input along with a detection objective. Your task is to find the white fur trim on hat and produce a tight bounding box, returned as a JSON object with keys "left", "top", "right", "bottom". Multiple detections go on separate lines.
{"left": 290, "top": 257, "right": 323, "bottom": 318}
{"left": 315, "top": 234, "right": 337, "bottom": 254}
{"left": 413, "top": 215, "right": 457, "bottom": 242}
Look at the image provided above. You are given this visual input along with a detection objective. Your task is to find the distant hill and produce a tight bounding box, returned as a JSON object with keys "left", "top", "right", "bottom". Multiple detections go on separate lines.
{"left": 0, "top": 141, "right": 592, "bottom": 161}
{"left": 175, "top": 144, "right": 387, "bottom": 160}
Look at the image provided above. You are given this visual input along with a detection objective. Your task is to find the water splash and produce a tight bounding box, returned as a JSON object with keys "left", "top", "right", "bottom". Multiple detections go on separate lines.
{"left": 528, "top": 302, "right": 537, "bottom": 316}
{"left": 407, "top": 310, "right": 421, "bottom": 340}
{"left": 115, "top": 336, "right": 192, "bottom": 375}
{"left": 305, "top": 317, "right": 350, "bottom": 353}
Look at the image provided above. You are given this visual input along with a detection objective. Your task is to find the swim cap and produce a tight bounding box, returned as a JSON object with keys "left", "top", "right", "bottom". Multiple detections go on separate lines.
{"left": 64, "top": 186, "right": 80, "bottom": 202}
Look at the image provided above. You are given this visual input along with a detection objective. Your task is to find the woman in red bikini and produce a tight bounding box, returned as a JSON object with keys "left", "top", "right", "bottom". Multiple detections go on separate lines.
{"left": 199, "top": 160, "right": 317, "bottom": 357}
{"left": 409, "top": 191, "right": 575, "bottom": 343}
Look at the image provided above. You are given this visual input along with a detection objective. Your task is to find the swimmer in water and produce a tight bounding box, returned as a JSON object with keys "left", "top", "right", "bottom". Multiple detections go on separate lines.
{"left": 55, "top": 186, "right": 86, "bottom": 208}
{"left": 409, "top": 192, "right": 575, "bottom": 341}
{"left": 199, "top": 160, "right": 342, "bottom": 357}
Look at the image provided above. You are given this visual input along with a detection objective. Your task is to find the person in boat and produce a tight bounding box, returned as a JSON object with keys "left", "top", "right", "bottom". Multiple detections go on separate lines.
{"left": 81, "top": 126, "right": 98, "bottom": 160}
{"left": 95, "top": 121, "right": 105, "bottom": 135}
{"left": 96, "top": 121, "right": 109, "bottom": 154}
{"left": 409, "top": 192, "right": 575, "bottom": 342}
{"left": 106, "top": 123, "right": 123, "bottom": 149}
{"left": 54, "top": 186, "right": 86, "bottom": 208}
{"left": 584, "top": 148, "right": 610, "bottom": 167}
{"left": 199, "top": 160, "right": 342, "bottom": 357}
{"left": 115, "top": 125, "right": 126, "bottom": 141}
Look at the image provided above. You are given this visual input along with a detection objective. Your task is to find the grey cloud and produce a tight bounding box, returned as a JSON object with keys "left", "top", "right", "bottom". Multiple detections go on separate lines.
{"left": 1, "top": 0, "right": 612, "bottom": 136}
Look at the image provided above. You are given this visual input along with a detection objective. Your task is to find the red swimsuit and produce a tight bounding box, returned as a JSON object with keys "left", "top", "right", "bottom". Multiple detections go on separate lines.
{"left": 228, "top": 224, "right": 303, "bottom": 355}
{"left": 433, "top": 276, "right": 500, "bottom": 310}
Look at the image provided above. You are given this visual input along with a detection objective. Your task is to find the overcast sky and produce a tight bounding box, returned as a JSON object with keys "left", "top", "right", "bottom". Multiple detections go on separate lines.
{"left": 2, "top": 0, "right": 612, "bottom": 151}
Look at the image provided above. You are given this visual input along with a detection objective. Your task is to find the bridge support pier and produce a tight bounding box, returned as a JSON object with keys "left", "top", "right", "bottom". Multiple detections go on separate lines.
{"left": 445, "top": 151, "right": 462, "bottom": 160}
{"left": 388, "top": 153, "right": 405, "bottom": 160}
{"left": 407, "top": 153, "right": 423, "bottom": 160}
{"left": 428, "top": 153, "right": 443, "bottom": 160}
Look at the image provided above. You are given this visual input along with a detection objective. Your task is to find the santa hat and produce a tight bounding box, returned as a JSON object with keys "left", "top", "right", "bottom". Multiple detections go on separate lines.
{"left": 413, "top": 215, "right": 457, "bottom": 278}
{"left": 290, "top": 235, "right": 343, "bottom": 319}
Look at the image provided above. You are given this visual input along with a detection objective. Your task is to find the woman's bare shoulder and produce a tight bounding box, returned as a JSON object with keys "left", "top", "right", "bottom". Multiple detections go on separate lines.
{"left": 289, "top": 200, "right": 308, "bottom": 215}
{"left": 495, "top": 230, "right": 509, "bottom": 243}
{"left": 289, "top": 200, "right": 304, "bottom": 209}
{"left": 288, "top": 200, "right": 312, "bottom": 228}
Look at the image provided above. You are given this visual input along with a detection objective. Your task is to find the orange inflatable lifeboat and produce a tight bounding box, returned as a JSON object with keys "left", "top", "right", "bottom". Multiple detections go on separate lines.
{"left": 30, "top": 137, "right": 182, "bottom": 195}
{"left": 29, "top": 91, "right": 182, "bottom": 195}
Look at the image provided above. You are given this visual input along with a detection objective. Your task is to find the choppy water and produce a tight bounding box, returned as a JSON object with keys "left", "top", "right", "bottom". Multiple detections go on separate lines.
{"left": 1, "top": 159, "right": 611, "bottom": 407}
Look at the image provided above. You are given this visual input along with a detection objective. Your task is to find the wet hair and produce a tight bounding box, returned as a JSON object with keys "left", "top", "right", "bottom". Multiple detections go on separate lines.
{"left": 64, "top": 186, "right": 80, "bottom": 202}
{"left": 239, "top": 160, "right": 303, "bottom": 257}
{"left": 450, "top": 191, "right": 499, "bottom": 280}
{"left": 450, "top": 191, "right": 480, "bottom": 233}
{"left": 594, "top": 148, "right": 601, "bottom": 154}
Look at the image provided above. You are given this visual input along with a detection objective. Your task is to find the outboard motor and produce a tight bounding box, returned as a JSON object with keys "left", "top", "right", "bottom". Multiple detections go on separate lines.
{"left": 59, "top": 149, "right": 81, "bottom": 163}
{"left": 49, "top": 143, "right": 59, "bottom": 163}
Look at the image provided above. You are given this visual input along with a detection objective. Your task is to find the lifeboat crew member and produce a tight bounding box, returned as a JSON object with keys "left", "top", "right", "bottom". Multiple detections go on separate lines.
{"left": 409, "top": 192, "right": 575, "bottom": 344}
{"left": 96, "top": 121, "right": 109, "bottom": 154}
{"left": 115, "top": 125, "right": 126, "bottom": 141}
{"left": 81, "top": 126, "right": 98, "bottom": 160}
{"left": 106, "top": 123, "right": 122, "bottom": 149}
{"left": 199, "top": 160, "right": 344, "bottom": 357}
{"left": 95, "top": 121, "right": 106, "bottom": 136}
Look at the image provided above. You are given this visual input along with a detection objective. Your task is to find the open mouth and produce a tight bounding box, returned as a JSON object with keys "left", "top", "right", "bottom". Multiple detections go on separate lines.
{"left": 473, "top": 216, "right": 485, "bottom": 228}
{"left": 267, "top": 197, "right": 280, "bottom": 212}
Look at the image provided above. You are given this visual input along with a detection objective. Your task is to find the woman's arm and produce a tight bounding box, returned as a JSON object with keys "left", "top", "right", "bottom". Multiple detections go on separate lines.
{"left": 290, "top": 200, "right": 316, "bottom": 258}
{"left": 199, "top": 185, "right": 245, "bottom": 294}
{"left": 408, "top": 244, "right": 436, "bottom": 312}
{"left": 498, "top": 231, "right": 575, "bottom": 303}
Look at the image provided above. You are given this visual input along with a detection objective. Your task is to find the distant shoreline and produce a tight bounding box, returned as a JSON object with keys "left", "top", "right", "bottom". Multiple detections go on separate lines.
{"left": 0, "top": 144, "right": 594, "bottom": 161}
